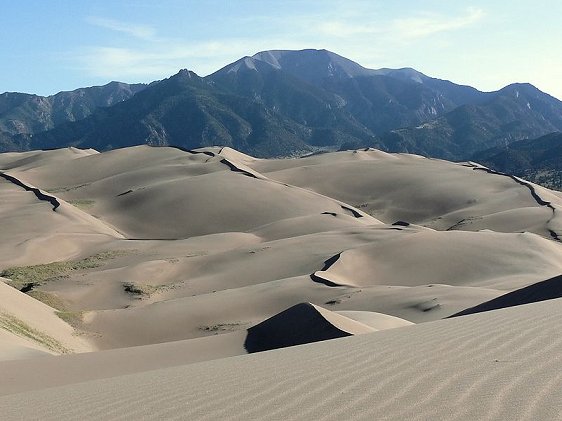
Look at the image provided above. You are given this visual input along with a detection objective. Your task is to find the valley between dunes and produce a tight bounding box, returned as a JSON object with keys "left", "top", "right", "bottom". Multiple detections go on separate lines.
{"left": 1, "top": 145, "right": 561, "bottom": 420}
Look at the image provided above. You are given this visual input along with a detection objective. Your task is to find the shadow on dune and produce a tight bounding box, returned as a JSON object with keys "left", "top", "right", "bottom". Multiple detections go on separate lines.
{"left": 309, "top": 253, "right": 344, "bottom": 287}
{"left": 448, "top": 274, "right": 562, "bottom": 318}
{"left": 0, "top": 171, "right": 60, "bottom": 211}
{"left": 244, "top": 303, "right": 351, "bottom": 353}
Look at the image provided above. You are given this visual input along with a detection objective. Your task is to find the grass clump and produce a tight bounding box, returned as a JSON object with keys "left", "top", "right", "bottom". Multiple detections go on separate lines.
{"left": 199, "top": 322, "right": 247, "bottom": 333}
{"left": 123, "top": 282, "right": 156, "bottom": 298}
{"left": 0, "top": 313, "right": 70, "bottom": 354}
{"left": 122, "top": 281, "right": 174, "bottom": 299}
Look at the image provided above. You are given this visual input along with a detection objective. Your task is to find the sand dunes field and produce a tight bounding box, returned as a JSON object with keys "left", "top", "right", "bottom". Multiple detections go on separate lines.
{"left": 1, "top": 146, "right": 561, "bottom": 419}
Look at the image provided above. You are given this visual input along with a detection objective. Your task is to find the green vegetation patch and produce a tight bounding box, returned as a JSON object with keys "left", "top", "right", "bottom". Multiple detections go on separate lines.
{"left": 524, "top": 170, "right": 562, "bottom": 191}
{"left": 55, "top": 311, "right": 84, "bottom": 329}
{"left": 25, "top": 290, "right": 84, "bottom": 329}
{"left": 0, "top": 250, "right": 130, "bottom": 289}
{"left": 67, "top": 199, "right": 96, "bottom": 209}
{"left": 0, "top": 312, "right": 70, "bottom": 354}
{"left": 47, "top": 183, "right": 90, "bottom": 193}
{"left": 27, "top": 290, "right": 67, "bottom": 310}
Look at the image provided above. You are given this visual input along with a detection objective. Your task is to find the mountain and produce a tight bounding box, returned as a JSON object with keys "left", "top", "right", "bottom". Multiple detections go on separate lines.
{"left": 3, "top": 49, "right": 562, "bottom": 160}
{"left": 209, "top": 54, "right": 376, "bottom": 147}
{"left": 221, "top": 50, "right": 490, "bottom": 135}
{"left": 0, "top": 81, "right": 146, "bottom": 150}
{"left": 380, "top": 83, "right": 562, "bottom": 160}
{"left": 250, "top": 49, "right": 485, "bottom": 106}
{"left": 473, "top": 131, "right": 562, "bottom": 189}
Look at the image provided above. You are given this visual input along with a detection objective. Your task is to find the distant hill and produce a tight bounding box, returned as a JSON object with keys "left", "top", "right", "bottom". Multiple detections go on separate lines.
{"left": 2, "top": 49, "right": 562, "bottom": 161}
{"left": 473, "top": 132, "right": 562, "bottom": 190}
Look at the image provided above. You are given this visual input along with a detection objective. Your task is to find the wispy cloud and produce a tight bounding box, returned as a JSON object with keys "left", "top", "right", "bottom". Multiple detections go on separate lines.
{"left": 86, "top": 16, "right": 156, "bottom": 40}
{"left": 393, "top": 7, "right": 484, "bottom": 39}
{"left": 316, "top": 7, "right": 485, "bottom": 40}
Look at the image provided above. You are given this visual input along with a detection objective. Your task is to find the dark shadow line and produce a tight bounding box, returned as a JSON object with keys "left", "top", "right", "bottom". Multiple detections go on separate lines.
{"left": 0, "top": 171, "right": 60, "bottom": 211}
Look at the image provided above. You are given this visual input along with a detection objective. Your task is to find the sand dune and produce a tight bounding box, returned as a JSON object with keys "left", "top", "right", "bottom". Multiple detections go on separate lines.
{"left": 0, "top": 146, "right": 97, "bottom": 171}
{"left": 245, "top": 302, "right": 374, "bottom": 352}
{"left": 1, "top": 298, "right": 559, "bottom": 420}
{"left": 0, "top": 167, "right": 121, "bottom": 267}
{"left": 250, "top": 149, "right": 562, "bottom": 240}
{"left": 6, "top": 145, "right": 378, "bottom": 239}
{"left": 68, "top": 223, "right": 562, "bottom": 349}
{"left": 313, "top": 229, "right": 562, "bottom": 289}
{"left": 0, "top": 301, "right": 380, "bottom": 396}
{"left": 0, "top": 278, "right": 94, "bottom": 360}
{"left": 450, "top": 273, "right": 562, "bottom": 317}
{"left": 1, "top": 145, "right": 562, "bottom": 419}
{"left": 2, "top": 146, "right": 562, "bottom": 351}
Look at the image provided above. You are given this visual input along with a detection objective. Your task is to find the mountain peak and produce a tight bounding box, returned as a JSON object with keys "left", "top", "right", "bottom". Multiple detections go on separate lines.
{"left": 249, "top": 48, "right": 375, "bottom": 86}
{"left": 176, "top": 69, "right": 199, "bottom": 79}
{"left": 497, "top": 82, "right": 562, "bottom": 104}
{"left": 225, "top": 56, "right": 263, "bottom": 73}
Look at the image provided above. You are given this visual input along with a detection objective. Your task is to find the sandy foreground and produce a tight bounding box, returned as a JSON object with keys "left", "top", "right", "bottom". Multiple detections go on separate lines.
{"left": 1, "top": 146, "right": 561, "bottom": 419}
{"left": 0, "top": 299, "right": 560, "bottom": 420}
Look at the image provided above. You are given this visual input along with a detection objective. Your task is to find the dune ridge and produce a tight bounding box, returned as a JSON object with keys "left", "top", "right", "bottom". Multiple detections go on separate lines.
{"left": 449, "top": 273, "right": 562, "bottom": 317}
{"left": 0, "top": 171, "right": 60, "bottom": 210}
{"left": 467, "top": 162, "right": 561, "bottom": 241}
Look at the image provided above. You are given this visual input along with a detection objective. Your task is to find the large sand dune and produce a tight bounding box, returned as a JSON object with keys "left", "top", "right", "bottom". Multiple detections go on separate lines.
{"left": 1, "top": 298, "right": 560, "bottom": 420}
{"left": 1, "top": 146, "right": 561, "bottom": 418}
{"left": 250, "top": 149, "right": 562, "bottom": 239}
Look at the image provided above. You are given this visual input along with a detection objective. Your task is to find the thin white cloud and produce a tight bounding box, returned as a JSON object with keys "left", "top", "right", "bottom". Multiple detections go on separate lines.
{"left": 393, "top": 7, "right": 485, "bottom": 39}
{"left": 86, "top": 16, "right": 156, "bottom": 40}
{"left": 316, "top": 7, "right": 484, "bottom": 41}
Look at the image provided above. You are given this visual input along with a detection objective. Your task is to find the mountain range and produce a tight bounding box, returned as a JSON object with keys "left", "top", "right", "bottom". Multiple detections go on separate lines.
{"left": 1, "top": 49, "right": 561, "bottom": 161}
{"left": 474, "top": 132, "right": 562, "bottom": 189}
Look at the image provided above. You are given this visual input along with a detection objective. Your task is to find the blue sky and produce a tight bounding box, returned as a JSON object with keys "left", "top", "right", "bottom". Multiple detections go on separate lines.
{"left": 1, "top": 0, "right": 561, "bottom": 99}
